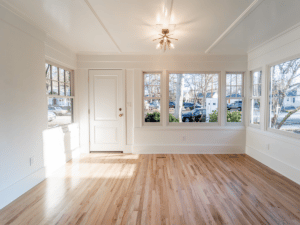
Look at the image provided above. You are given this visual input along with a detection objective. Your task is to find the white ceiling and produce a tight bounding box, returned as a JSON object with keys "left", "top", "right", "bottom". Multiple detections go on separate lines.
{"left": 1, "top": 0, "right": 300, "bottom": 55}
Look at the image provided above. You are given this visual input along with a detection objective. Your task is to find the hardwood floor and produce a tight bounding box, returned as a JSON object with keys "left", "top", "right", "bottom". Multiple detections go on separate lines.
{"left": 0, "top": 154, "right": 300, "bottom": 225}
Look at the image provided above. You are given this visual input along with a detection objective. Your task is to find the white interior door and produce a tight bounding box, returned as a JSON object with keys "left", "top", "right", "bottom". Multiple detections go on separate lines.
{"left": 89, "top": 69, "right": 125, "bottom": 152}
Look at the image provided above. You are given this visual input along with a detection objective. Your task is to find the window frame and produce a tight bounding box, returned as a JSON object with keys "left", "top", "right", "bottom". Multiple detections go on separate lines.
{"left": 266, "top": 56, "right": 300, "bottom": 140}
{"left": 46, "top": 61, "right": 75, "bottom": 129}
{"left": 225, "top": 72, "right": 245, "bottom": 126}
{"left": 142, "top": 71, "right": 163, "bottom": 126}
{"left": 249, "top": 69, "right": 262, "bottom": 129}
{"left": 166, "top": 71, "right": 221, "bottom": 127}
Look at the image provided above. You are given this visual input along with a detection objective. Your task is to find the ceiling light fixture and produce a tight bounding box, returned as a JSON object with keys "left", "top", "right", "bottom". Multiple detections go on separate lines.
{"left": 153, "top": 29, "right": 178, "bottom": 52}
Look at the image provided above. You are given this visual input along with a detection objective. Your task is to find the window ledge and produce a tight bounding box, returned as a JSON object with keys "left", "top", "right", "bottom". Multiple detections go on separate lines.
{"left": 136, "top": 126, "right": 245, "bottom": 131}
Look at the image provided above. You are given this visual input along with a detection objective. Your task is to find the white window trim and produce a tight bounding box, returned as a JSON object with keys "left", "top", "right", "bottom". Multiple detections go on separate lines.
{"left": 266, "top": 59, "right": 300, "bottom": 140}
{"left": 249, "top": 69, "right": 262, "bottom": 129}
{"left": 166, "top": 71, "right": 221, "bottom": 127}
{"left": 225, "top": 72, "right": 245, "bottom": 126}
{"left": 46, "top": 61, "right": 75, "bottom": 129}
{"left": 142, "top": 71, "right": 163, "bottom": 126}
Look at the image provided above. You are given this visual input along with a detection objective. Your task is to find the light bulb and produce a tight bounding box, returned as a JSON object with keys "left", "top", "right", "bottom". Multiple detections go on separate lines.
{"left": 163, "top": 37, "right": 167, "bottom": 42}
{"left": 156, "top": 43, "right": 161, "bottom": 49}
{"left": 170, "top": 43, "right": 175, "bottom": 49}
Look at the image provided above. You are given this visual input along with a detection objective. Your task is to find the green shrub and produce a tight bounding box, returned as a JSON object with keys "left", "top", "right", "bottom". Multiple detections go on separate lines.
{"left": 227, "top": 111, "right": 241, "bottom": 122}
{"left": 209, "top": 110, "right": 218, "bottom": 122}
{"left": 169, "top": 114, "right": 179, "bottom": 122}
{"left": 145, "top": 112, "right": 160, "bottom": 122}
{"left": 209, "top": 110, "right": 241, "bottom": 122}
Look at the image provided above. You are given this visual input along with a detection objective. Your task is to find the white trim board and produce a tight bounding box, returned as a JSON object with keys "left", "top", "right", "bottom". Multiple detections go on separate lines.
{"left": 246, "top": 146, "right": 300, "bottom": 185}
{"left": 0, "top": 168, "right": 46, "bottom": 210}
{"left": 133, "top": 144, "right": 245, "bottom": 154}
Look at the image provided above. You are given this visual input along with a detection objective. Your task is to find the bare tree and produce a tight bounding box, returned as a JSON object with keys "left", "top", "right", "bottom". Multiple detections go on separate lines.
{"left": 270, "top": 59, "right": 300, "bottom": 128}
{"left": 174, "top": 74, "right": 184, "bottom": 121}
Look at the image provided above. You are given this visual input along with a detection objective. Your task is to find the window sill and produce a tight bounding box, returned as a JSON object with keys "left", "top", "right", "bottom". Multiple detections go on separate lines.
{"left": 136, "top": 125, "right": 245, "bottom": 131}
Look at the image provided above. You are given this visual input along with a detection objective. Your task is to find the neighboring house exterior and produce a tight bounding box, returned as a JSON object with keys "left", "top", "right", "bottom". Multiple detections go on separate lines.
{"left": 283, "top": 89, "right": 300, "bottom": 108}
{"left": 198, "top": 92, "right": 218, "bottom": 116}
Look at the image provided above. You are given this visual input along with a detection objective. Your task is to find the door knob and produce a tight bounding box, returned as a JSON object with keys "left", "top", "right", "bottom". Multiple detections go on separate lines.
{"left": 119, "top": 114, "right": 123, "bottom": 117}
{"left": 119, "top": 108, "right": 122, "bottom": 111}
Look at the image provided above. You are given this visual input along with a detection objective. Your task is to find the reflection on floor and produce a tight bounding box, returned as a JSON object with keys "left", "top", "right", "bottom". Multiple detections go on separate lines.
{"left": 1, "top": 153, "right": 300, "bottom": 224}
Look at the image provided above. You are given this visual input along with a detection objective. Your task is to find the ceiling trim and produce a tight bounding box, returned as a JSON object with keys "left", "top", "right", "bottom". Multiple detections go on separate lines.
{"left": 84, "top": 0, "right": 122, "bottom": 53}
{"left": 205, "top": 0, "right": 264, "bottom": 54}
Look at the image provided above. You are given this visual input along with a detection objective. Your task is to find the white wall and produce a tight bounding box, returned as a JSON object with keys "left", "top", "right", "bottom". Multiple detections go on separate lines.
{"left": 0, "top": 5, "right": 79, "bottom": 209}
{"left": 77, "top": 54, "right": 248, "bottom": 154}
{"left": 0, "top": 5, "right": 47, "bottom": 209}
{"left": 246, "top": 23, "right": 300, "bottom": 185}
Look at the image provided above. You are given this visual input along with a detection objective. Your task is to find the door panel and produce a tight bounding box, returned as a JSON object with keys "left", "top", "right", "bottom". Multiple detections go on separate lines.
{"left": 89, "top": 70, "right": 125, "bottom": 152}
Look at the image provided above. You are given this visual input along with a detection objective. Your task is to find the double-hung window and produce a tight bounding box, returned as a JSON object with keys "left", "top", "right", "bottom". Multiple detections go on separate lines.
{"left": 226, "top": 73, "right": 244, "bottom": 123}
{"left": 46, "top": 63, "right": 74, "bottom": 128}
{"left": 143, "top": 73, "right": 161, "bottom": 124}
{"left": 250, "top": 70, "right": 262, "bottom": 126}
{"left": 269, "top": 57, "right": 300, "bottom": 136}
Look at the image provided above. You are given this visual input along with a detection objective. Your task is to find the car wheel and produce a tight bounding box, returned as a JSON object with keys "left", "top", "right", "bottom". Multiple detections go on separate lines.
{"left": 238, "top": 107, "right": 241, "bottom": 111}
{"left": 185, "top": 118, "right": 189, "bottom": 122}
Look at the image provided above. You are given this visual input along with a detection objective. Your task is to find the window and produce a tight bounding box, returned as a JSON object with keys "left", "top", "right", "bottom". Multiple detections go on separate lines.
{"left": 144, "top": 73, "right": 161, "bottom": 123}
{"left": 168, "top": 73, "right": 219, "bottom": 123}
{"left": 250, "top": 70, "right": 262, "bottom": 125}
{"left": 269, "top": 57, "right": 300, "bottom": 135}
{"left": 46, "top": 63, "right": 74, "bottom": 128}
{"left": 226, "top": 73, "right": 244, "bottom": 123}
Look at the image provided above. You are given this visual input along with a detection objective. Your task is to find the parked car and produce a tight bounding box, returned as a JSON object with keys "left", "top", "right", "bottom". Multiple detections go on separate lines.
{"left": 48, "top": 106, "right": 68, "bottom": 116}
{"left": 48, "top": 111, "right": 56, "bottom": 122}
{"left": 184, "top": 102, "right": 201, "bottom": 109}
{"left": 227, "top": 103, "right": 233, "bottom": 110}
{"left": 228, "top": 101, "right": 242, "bottom": 111}
{"left": 281, "top": 106, "right": 296, "bottom": 112}
{"left": 182, "top": 108, "right": 206, "bottom": 122}
{"left": 149, "top": 102, "right": 160, "bottom": 110}
{"left": 169, "top": 102, "right": 176, "bottom": 108}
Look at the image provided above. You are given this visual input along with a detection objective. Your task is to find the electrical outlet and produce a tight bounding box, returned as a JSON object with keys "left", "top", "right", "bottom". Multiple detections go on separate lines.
{"left": 30, "top": 157, "right": 34, "bottom": 166}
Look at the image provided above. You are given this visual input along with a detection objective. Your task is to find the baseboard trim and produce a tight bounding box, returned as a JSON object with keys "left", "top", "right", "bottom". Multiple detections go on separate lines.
{"left": 133, "top": 144, "right": 245, "bottom": 154}
{"left": 0, "top": 167, "right": 46, "bottom": 210}
{"left": 246, "top": 146, "right": 300, "bottom": 185}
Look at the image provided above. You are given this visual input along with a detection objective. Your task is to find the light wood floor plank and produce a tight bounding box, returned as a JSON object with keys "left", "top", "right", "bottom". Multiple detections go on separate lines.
{"left": 0, "top": 154, "right": 300, "bottom": 225}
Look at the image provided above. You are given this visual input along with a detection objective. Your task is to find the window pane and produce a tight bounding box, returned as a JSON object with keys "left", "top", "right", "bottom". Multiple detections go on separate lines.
{"left": 46, "top": 80, "right": 51, "bottom": 95}
{"left": 45, "top": 64, "right": 51, "bottom": 79}
{"left": 237, "top": 86, "right": 242, "bottom": 97}
{"left": 253, "top": 85, "right": 258, "bottom": 97}
{"left": 231, "top": 86, "right": 237, "bottom": 97}
{"left": 226, "top": 74, "right": 231, "bottom": 86}
{"left": 65, "top": 71, "right": 70, "bottom": 82}
{"left": 258, "top": 84, "right": 262, "bottom": 97}
{"left": 226, "top": 86, "right": 231, "bottom": 97}
{"left": 52, "top": 81, "right": 58, "bottom": 95}
{"left": 66, "top": 84, "right": 71, "bottom": 96}
{"left": 144, "top": 73, "right": 160, "bottom": 97}
{"left": 59, "top": 69, "right": 65, "bottom": 82}
{"left": 231, "top": 74, "right": 237, "bottom": 85}
{"left": 269, "top": 58, "right": 300, "bottom": 134}
{"left": 52, "top": 66, "right": 58, "bottom": 81}
{"left": 253, "top": 71, "right": 260, "bottom": 84}
{"left": 144, "top": 99, "right": 160, "bottom": 122}
{"left": 169, "top": 73, "right": 218, "bottom": 123}
{"left": 59, "top": 82, "right": 65, "bottom": 96}
{"left": 250, "top": 99, "right": 260, "bottom": 125}
{"left": 48, "top": 98, "right": 73, "bottom": 128}
{"left": 237, "top": 74, "right": 242, "bottom": 85}
{"left": 227, "top": 99, "right": 242, "bottom": 122}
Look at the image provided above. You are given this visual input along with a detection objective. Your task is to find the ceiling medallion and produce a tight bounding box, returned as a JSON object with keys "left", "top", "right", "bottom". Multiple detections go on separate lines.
{"left": 153, "top": 29, "right": 178, "bottom": 52}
